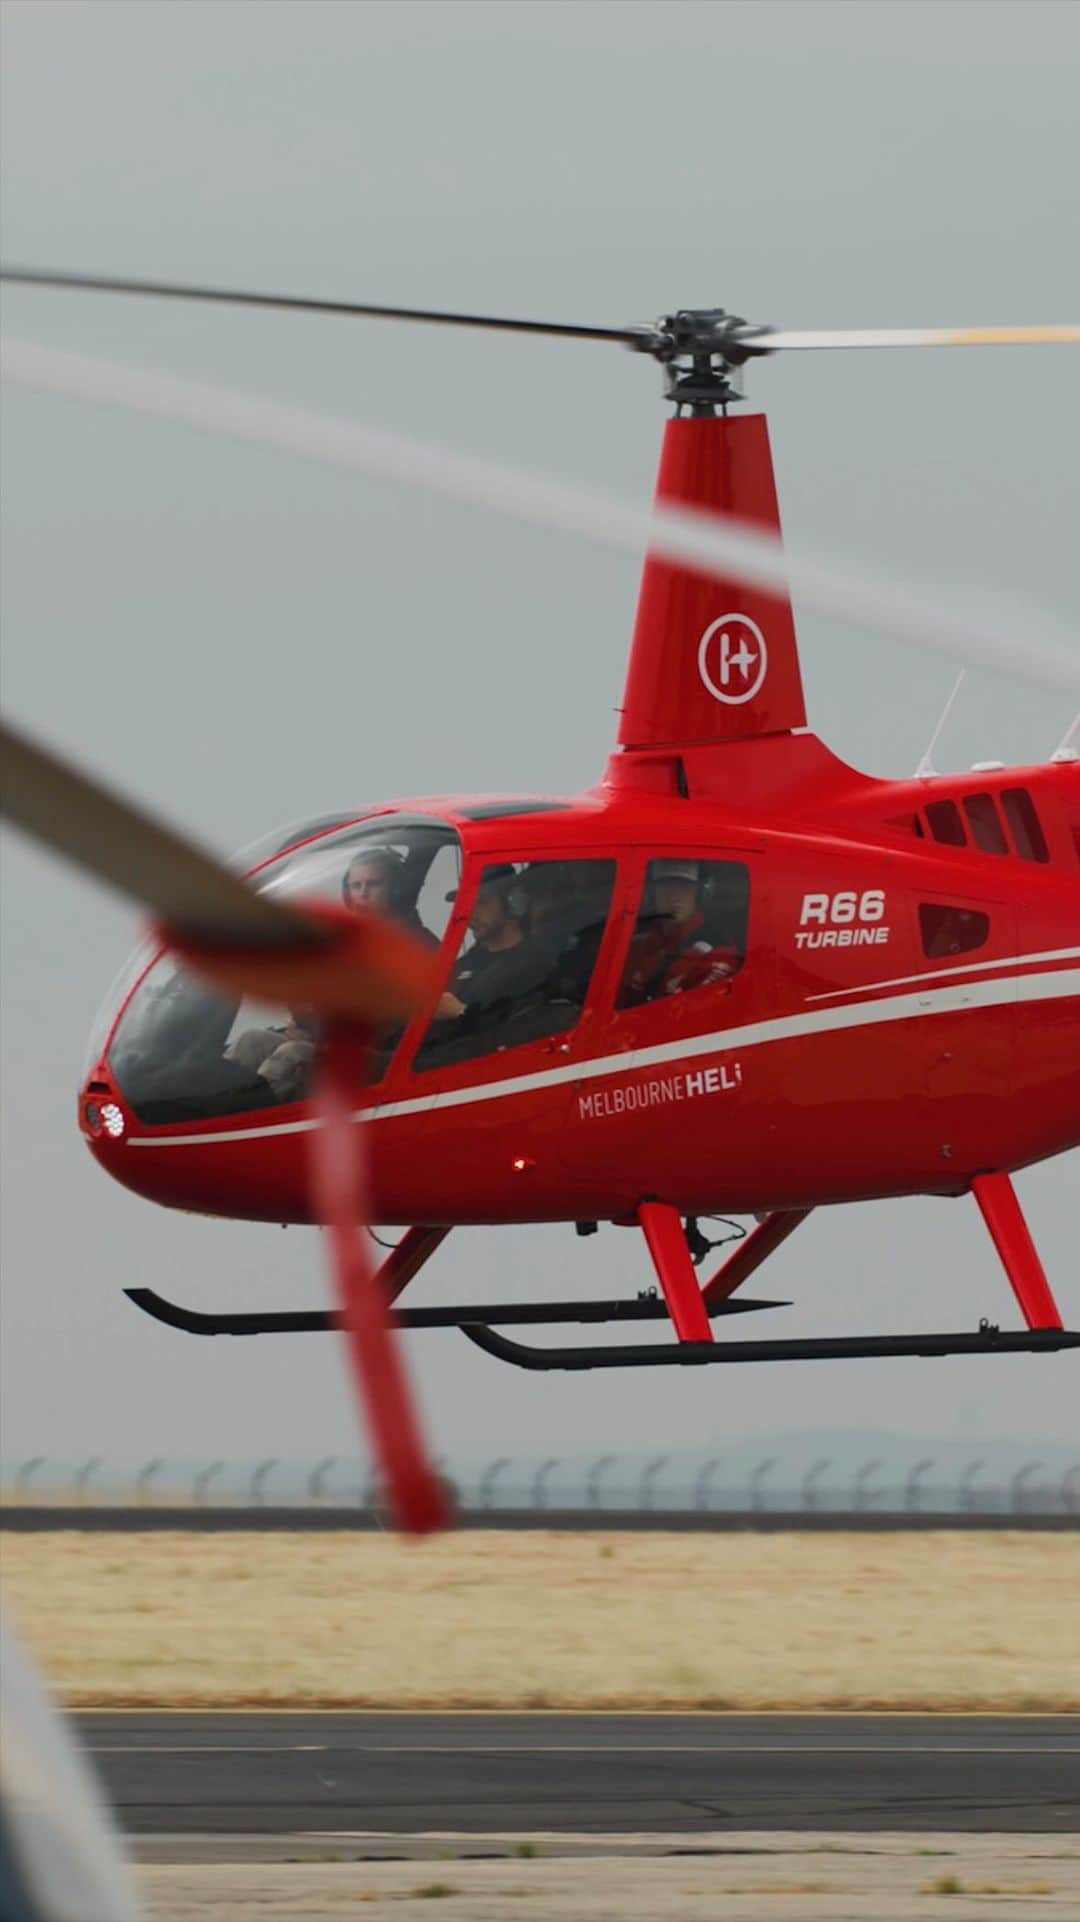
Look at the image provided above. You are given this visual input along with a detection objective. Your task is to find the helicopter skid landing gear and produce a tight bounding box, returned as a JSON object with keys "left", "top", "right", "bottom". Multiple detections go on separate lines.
{"left": 460, "top": 1322, "right": 1080, "bottom": 1370}
{"left": 123, "top": 1286, "right": 786, "bottom": 1337}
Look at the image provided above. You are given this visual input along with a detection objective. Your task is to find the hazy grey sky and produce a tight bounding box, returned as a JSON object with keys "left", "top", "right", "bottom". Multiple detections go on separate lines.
{"left": 2, "top": 1, "right": 1077, "bottom": 1474}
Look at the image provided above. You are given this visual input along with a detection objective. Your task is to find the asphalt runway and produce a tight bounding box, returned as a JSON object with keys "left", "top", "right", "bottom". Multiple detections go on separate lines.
{"left": 77, "top": 1712, "right": 1079, "bottom": 1836}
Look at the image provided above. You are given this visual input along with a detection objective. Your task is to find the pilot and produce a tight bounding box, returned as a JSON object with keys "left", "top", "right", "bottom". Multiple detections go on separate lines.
{"left": 621, "top": 860, "right": 740, "bottom": 1004}
{"left": 434, "top": 867, "right": 544, "bottom": 1022}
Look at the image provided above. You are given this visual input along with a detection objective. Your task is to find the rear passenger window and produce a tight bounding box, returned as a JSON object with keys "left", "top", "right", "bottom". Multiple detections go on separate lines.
{"left": 618, "top": 858, "right": 749, "bottom": 1009}
{"left": 963, "top": 792, "right": 1008, "bottom": 854}
{"left": 919, "top": 903, "right": 990, "bottom": 959}
{"left": 1001, "top": 788, "right": 1049, "bottom": 863}
{"left": 924, "top": 799, "right": 966, "bottom": 846}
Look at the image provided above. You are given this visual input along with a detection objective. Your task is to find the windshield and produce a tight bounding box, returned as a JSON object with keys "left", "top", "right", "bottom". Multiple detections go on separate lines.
{"left": 106, "top": 817, "right": 461, "bottom": 1125}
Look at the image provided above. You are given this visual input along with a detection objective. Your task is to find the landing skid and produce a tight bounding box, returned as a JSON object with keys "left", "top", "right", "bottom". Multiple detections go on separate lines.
{"left": 123, "top": 1285, "right": 784, "bottom": 1338}
{"left": 462, "top": 1319, "right": 1080, "bottom": 1370}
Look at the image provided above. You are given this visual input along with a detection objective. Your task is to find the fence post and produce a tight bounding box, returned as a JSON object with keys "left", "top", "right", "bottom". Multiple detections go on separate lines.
{"left": 639, "top": 1456, "right": 668, "bottom": 1512}
{"left": 308, "top": 1457, "right": 337, "bottom": 1504}
{"left": 478, "top": 1457, "right": 510, "bottom": 1509}
{"left": 801, "top": 1458, "right": 830, "bottom": 1512}
{"left": 251, "top": 1458, "right": 278, "bottom": 1506}
{"left": 749, "top": 1457, "right": 777, "bottom": 1512}
{"left": 904, "top": 1458, "right": 934, "bottom": 1514}
{"left": 1011, "top": 1461, "right": 1040, "bottom": 1516}
{"left": 694, "top": 1457, "right": 723, "bottom": 1512}
{"left": 75, "top": 1457, "right": 102, "bottom": 1503}
{"left": 533, "top": 1458, "right": 560, "bottom": 1510}
{"left": 586, "top": 1455, "right": 615, "bottom": 1509}
{"left": 854, "top": 1460, "right": 882, "bottom": 1512}
{"left": 136, "top": 1458, "right": 163, "bottom": 1504}
{"left": 959, "top": 1458, "right": 984, "bottom": 1513}
{"left": 194, "top": 1460, "right": 224, "bottom": 1505}
{"left": 15, "top": 1457, "right": 45, "bottom": 1496}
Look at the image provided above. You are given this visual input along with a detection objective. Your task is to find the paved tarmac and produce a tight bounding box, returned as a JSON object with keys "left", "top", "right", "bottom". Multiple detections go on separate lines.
{"left": 77, "top": 1712, "right": 1079, "bottom": 1837}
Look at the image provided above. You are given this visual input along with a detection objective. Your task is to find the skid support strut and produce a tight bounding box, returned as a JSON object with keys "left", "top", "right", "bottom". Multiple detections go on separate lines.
{"left": 702, "top": 1209, "right": 811, "bottom": 1308}
{"left": 638, "top": 1202, "right": 713, "bottom": 1341}
{"left": 972, "top": 1173, "right": 1063, "bottom": 1330}
{"left": 377, "top": 1225, "right": 451, "bottom": 1307}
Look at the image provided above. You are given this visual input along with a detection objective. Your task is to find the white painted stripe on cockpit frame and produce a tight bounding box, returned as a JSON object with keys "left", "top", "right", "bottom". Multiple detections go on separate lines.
{"left": 126, "top": 962, "right": 1080, "bottom": 1149}
{"left": 805, "top": 945, "right": 1080, "bottom": 1004}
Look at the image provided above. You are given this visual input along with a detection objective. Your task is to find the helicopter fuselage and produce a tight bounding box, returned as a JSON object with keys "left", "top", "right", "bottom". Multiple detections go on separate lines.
{"left": 82, "top": 736, "right": 1080, "bottom": 1230}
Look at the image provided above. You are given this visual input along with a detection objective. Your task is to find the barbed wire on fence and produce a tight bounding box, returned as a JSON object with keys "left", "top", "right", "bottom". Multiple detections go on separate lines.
{"left": 4, "top": 1453, "right": 1079, "bottom": 1518}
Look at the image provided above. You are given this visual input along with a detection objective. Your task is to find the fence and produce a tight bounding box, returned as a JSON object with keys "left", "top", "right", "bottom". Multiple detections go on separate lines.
{"left": 3, "top": 1454, "right": 1078, "bottom": 1519}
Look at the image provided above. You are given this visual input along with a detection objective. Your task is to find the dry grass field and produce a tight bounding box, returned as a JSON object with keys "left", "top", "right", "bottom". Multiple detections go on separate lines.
{"left": 2, "top": 1529, "right": 1078, "bottom": 1710}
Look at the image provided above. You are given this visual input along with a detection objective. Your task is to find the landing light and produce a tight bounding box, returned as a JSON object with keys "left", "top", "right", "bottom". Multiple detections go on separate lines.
{"left": 100, "top": 1103, "right": 125, "bottom": 1139}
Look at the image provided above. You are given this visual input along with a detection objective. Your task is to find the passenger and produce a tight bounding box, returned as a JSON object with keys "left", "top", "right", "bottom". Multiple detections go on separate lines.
{"left": 227, "top": 1011, "right": 317, "bottom": 1103}
{"left": 620, "top": 860, "right": 741, "bottom": 1005}
{"left": 435, "top": 867, "right": 546, "bottom": 1022}
{"left": 342, "top": 849, "right": 438, "bottom": 946}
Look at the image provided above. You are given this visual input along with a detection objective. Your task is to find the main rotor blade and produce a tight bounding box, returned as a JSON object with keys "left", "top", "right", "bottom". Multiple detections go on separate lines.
{"left": 0, "top": 267, "right": 654, "bottom": 349}
{"left": 3, "top": 336, "right": 1077, "bottom": 693}
{"left": 743, "top": 324, "right": 1080, "bottom": 353}
{"left": 0, "top": 718, "right": 318, "bottom": 947}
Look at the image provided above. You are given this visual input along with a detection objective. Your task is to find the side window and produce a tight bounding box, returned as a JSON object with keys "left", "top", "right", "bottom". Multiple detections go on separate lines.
{"left": 919, "top": 902, "right": 990, "bottom": 960}
{"left": 963, "top": 792, "right": 1008, "bottom": 854}
{"left": 415, "top": 859, "right": 615, "bottom": 1071}
{"left": 924, "top": 799, "right": 966, "bottom": 846}
{"left": 618, "top": 858, "right": 749, "bottom": 1010}
{"left": 1001, "top": 787, "right": 1050, "bottom": 863}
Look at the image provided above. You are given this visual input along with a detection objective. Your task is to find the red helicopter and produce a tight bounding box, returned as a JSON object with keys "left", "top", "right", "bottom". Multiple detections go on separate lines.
{"left": 2, "top": 273, "right": 1078, "bottom": 1535}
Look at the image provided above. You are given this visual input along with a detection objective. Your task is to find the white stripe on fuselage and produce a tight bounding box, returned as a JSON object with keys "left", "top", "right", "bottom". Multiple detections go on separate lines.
{"left": 127, "top": 958, "right": 1080, "bottom": 1148}
{"left": 805, "top": 945, "right": 1080, "bottom": 1003}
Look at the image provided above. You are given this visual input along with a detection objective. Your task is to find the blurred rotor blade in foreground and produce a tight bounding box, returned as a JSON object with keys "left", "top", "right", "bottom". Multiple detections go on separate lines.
{"left": 4, "top": 335, "right": 1077, "bottom": 692}
{"left": 1, "top": 715, "right": 446, "bottom": 1534}
{"left": 313, "top": 1025, "right": 451, "bottom": 1538}
{"left": 0, "top": 718, "right": 318, "bottom": 947}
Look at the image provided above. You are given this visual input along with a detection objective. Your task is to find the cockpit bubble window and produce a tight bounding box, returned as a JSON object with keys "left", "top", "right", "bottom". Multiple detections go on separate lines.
{"left": 233, "top": 812, "right": 368, "bottom": 867}
{"left": 617, "top": 859, "right": 749, "bottom": 1010}
{"left": 414, "top": 859, "right": 615, "bottom": 1072}
{"left": 108, "top": 817, "right": 461, "bottom": 1125}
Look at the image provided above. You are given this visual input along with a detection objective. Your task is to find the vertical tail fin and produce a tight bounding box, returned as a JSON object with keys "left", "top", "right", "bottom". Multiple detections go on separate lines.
{"left": 618, "top": 413, "right": 807, "bottom": 750}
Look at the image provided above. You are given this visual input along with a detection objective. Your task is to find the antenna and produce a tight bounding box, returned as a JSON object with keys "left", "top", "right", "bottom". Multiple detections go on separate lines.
{"left": 1050, "top": 712, "right": 1079, "bottom": 762}
{"left": 914, "top": 669, "right": 966, "bottom": 777}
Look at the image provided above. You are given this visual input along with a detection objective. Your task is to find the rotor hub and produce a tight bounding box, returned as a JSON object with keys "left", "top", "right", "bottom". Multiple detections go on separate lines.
{"left": 640, "top": 308, "right": 770, "bottom": 415}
